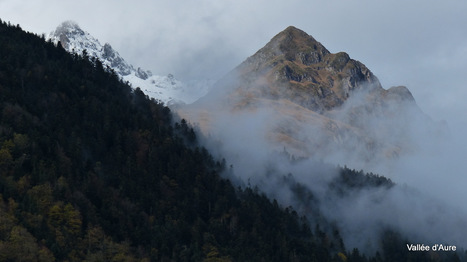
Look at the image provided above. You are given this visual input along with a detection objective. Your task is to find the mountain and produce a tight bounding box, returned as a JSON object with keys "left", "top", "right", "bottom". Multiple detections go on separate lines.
{"left": 179, "top": 26, "right": 440, "bottom": 167}
{"left": 48, "top": 21, "right": 212, "bottom": 105}
{"left": 217, "top": 25, "right": 383, "bottom": 111}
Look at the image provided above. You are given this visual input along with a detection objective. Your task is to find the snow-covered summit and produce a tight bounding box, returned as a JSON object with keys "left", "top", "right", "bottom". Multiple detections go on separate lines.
{"left": 48, "top": 21, "right": 212, "bottom": 105}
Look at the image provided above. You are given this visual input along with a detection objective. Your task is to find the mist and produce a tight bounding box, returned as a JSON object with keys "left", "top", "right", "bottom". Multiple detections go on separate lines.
{"left": 179, "top": 71, "right": 467, "bottom": 254}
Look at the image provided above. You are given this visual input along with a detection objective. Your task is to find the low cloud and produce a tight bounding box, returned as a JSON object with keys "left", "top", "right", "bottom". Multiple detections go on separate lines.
{"left": 181, "top": 77, "right": 467, "bottom": 254}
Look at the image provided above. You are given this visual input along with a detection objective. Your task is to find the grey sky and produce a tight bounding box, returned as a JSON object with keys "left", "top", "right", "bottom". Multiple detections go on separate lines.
{"left": 1, "top": 0, "right": 467, "bottom": 124}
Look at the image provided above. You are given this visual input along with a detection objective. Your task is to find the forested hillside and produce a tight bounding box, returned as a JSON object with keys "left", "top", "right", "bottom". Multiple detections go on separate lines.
{"left": 0, "top": 20, "right": 463, "bottom": 261}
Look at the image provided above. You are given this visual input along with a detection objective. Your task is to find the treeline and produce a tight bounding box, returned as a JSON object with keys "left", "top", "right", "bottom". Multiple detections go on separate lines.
{"left": 0, "top": 19, "right": 464, "bottom": 261}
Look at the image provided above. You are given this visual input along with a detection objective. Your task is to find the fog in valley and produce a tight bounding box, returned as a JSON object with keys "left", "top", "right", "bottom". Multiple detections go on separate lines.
{"left": 180, "top": 73, "right": 467, "bottom": 253}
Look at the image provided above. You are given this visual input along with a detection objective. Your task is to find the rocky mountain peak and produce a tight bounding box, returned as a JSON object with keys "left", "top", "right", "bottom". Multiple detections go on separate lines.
{"left": 267, "top": 26, "right": 330, "bottom": 65}
{"left": 226, "top": 26, "right": 382, "bottom": 113}
{"left": 52, "top": 20, "right": 83, "bottom": 36}
{"left": 50, "top": 21, "right": 86, "bottom": 50}
{"left": 243, "top": 26, "right": 330, "bottom": 72}
{"left": 49, "top": 21, "right": 136, "bottom": 76}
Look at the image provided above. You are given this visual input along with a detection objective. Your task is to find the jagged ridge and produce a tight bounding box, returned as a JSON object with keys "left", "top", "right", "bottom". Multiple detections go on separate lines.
{"left": 49, "top": 21, "right": 136, "bottom": 76}
{"left": 48, "top": 21, "right": 213, "bottom": 105}
{"left": 231, "top": 26, "right": 386, "bottom": 112}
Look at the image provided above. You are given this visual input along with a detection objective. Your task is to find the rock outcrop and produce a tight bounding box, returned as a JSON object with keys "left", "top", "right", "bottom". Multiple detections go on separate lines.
{"left": 219, "top": 26, "right": 385, "bottom": 112}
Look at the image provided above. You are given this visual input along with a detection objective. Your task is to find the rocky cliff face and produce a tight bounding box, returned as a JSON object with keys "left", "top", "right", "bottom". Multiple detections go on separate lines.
{"left": 223, "top": 26, "right": 385, "bottom": 112}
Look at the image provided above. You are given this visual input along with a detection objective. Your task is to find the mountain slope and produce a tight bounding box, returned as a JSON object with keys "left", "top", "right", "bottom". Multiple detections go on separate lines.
{"left": 226, "top": 25, "right": 382, "bottom": 112}
{"left": 48, "top": 21, "right": 212, "bottom": 105}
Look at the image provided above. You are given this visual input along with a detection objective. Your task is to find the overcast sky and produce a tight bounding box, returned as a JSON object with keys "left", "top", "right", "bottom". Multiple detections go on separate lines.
{"left": 1, "top": 0, "right": 467, "bottom": 126}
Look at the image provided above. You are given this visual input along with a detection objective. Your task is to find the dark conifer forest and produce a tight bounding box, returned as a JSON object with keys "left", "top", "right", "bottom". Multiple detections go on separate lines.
{"left": 0, "top": 20, "right": 464, "bottom": 261}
